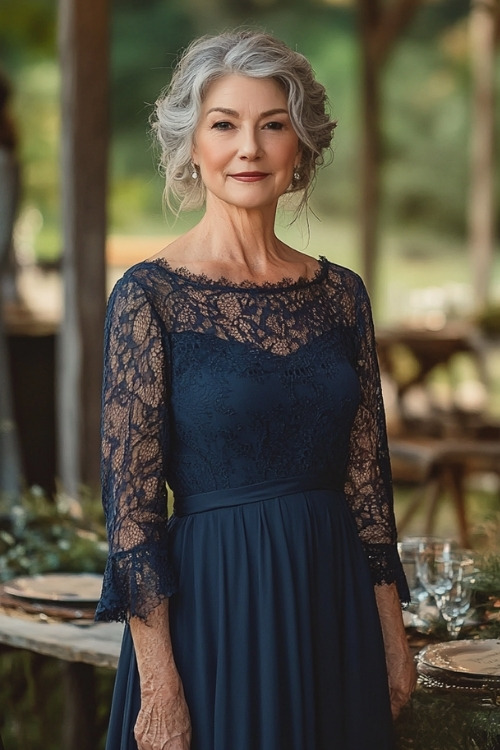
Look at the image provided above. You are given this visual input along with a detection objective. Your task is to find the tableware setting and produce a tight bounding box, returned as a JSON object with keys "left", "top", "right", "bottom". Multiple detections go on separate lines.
{"left": 398, "top": 537, "right": 478, "bottom": 638}
{"left": 416, "top": 639, "right": 500, "bottom": 693}
{"left": 415, "top": 540, "right": 477, "bottom": 640}
{"left": 0, "top": 572, "right": 103, "bottom": 620}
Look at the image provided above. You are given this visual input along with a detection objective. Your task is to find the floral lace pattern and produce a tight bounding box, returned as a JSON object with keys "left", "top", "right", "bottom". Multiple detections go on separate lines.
{"left": 95, "top": 257, "right": 409, "bottom": 623}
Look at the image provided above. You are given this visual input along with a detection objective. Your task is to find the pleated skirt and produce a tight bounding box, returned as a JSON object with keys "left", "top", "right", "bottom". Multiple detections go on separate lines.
{"left": 105, "top": 478, "right": 395, "bottom": 750}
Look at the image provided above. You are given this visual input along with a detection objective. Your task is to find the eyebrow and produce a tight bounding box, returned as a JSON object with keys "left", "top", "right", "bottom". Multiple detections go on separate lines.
{"left": 205, "top": 107, "right": 289, "bottom": 118}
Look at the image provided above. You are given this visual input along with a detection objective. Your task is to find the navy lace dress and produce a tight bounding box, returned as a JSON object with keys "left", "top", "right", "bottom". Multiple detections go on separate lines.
{"left": 95, "top": 256, "right": 409, "bottom": 750}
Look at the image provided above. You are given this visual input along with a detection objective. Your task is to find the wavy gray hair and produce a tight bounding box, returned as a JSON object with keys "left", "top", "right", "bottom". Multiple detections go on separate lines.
{"left": 151, "top": 30, "right": 336, "bottom": 214}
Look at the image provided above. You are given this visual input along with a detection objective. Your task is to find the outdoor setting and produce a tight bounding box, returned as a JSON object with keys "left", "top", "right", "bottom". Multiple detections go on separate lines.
{"left": 1, "top": 1, "right": 500, "bottom": 749}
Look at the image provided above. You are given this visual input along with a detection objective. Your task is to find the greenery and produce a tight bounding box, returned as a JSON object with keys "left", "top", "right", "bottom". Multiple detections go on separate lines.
{"left": 0, "top": 487, "right": 107, "bottom": 583}
{"left": 395, "top": 688, "right": 500, "bottom": 750}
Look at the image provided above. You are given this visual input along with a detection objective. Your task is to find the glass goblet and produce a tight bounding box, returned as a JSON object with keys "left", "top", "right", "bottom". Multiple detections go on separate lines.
{"left": 438, "top": 566, "right": 473, "bottom": 639}
{"left": 416, "top": 542, "right": 474, "bottom": 639}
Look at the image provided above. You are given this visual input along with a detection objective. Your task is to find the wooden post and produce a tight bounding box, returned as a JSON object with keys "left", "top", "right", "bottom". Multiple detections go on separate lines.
{"left": 358, "top": 0, "right": 382, "bottom": 298}
{"left": 356, "top": 0, "right": 421, "bottom": 298}
{"left": 468, "top": 0, "right": 497, "bottom": 310}
{"left": 58, "top": 0, "right": 109, "bottom": 497}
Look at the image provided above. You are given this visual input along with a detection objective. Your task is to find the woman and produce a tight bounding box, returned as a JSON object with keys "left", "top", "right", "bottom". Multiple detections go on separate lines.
{"left": 96, "top": 30, "right": 416, "bottom": 750}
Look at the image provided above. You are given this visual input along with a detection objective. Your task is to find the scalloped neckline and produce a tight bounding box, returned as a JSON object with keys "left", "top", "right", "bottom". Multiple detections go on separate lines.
{"left": 148, "top": 255, "right": 329, "bottom": 292}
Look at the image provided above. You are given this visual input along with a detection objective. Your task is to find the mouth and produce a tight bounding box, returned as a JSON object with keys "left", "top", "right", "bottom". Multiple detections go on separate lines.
{"left": 229, "top": 172, "right": 269, "bottom": 182}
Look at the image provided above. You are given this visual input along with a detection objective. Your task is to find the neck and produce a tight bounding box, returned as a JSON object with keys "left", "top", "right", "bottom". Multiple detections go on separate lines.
{"left": 188, "top": 198, "right": 290, "bottom": 274}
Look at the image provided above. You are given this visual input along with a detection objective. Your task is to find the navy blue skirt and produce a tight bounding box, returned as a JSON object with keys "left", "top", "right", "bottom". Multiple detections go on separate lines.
{"left": 105, "top": 477, "right": 394, "bottom": 749}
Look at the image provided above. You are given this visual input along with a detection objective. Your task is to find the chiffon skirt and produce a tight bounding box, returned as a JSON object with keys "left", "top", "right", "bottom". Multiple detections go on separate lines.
{"left": 105, "top": 477, "right": 395, "bottom": 750}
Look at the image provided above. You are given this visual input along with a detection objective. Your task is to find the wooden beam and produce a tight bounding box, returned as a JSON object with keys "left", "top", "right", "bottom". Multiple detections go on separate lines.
{"left": 58, "top": 0, "right": 109, "bottom": 496}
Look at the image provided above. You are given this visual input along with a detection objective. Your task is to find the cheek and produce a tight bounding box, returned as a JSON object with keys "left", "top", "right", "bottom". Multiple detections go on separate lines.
{"left": 280, "top": 142, "right": 300, "bottom": 169}
{"left": 196, "top": 141, "right": 231, "bottom": 171}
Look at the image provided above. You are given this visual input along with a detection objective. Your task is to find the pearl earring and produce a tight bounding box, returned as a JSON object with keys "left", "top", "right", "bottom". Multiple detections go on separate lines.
{"left": 293, "top": 169, "right": 300, "bottom": 182}
{"left": 191, "top": 163, "right": 198, "bottom": 179}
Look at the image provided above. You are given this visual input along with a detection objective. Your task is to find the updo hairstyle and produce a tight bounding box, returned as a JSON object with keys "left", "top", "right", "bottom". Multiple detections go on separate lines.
{"left": 151, "top": 30, "right": 336, "bottom": 214}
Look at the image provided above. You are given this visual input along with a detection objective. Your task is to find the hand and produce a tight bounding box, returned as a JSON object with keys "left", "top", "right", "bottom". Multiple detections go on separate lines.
{"left": 374, "top": 584, "right": 417, "bottom": 719}
{"left": 134, "top": 681, "right": 191, "bottom": 750}
{"left": 384, "top": 634, "right": 417, "bottom": 719}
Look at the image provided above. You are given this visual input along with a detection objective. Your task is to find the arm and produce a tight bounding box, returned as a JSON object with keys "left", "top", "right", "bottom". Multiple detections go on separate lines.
{"left": 343, "top": 274, "right": 415, "bottom": 716}
{"left": 95, "top": 275, "right": 190, "bottom": 747}
{"left": 95, "top": 275, "right": 177, "bottom": 623}
{"left": 130, "top": 602, "right": 191, "bottom": 750}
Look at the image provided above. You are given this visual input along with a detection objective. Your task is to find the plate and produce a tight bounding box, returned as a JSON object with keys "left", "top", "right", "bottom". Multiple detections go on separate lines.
{"left": 3, "top": 573, "right": 103, "bottom": 605}
{"left": 417, "top": 639, "right": 500, "bottom": 692}
{"left": 419, "top": 639, "right": 500, "bottom": 677}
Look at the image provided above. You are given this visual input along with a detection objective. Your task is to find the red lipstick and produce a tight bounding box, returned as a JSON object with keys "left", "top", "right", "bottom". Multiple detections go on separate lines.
{"left": 230, "top": 172, "right": 269, "bottom": 182}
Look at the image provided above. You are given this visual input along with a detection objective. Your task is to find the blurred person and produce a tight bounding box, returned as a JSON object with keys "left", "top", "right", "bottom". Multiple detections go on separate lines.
{"left": 96, "top": 30, "right": 416, "bottom": 750}
{"left": 0, "top": 69, "right": 22, "bottom": 509}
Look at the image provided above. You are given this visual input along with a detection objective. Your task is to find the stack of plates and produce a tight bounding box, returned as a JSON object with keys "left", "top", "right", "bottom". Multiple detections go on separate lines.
{"left": 417, "top": 639, "right": 500, "bottom": 693}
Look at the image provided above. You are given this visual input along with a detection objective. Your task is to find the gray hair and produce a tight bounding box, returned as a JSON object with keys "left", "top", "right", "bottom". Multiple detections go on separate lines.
{"left": 151, "top": 30, "right": 336, "bottom": 215}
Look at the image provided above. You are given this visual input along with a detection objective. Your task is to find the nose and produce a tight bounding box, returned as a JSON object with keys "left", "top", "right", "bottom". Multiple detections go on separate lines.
{"left": 238, "top": 126, "right": 261, "bottom": 160}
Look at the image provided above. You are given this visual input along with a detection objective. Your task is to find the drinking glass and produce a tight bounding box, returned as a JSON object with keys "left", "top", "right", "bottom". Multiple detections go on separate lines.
{"left": 438, "top": 565, "right": 474, "bottom": 639}
{"left": 398, "top": 537, "right": 437, "bottom": 628}
{"left": 416, "top": 540, "right": 475, "bottom": 639}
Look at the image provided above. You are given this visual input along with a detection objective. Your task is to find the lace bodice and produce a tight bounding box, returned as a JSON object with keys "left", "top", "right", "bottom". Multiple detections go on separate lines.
{"left": 95, "top": 256, "right": 409, "bottom": 622}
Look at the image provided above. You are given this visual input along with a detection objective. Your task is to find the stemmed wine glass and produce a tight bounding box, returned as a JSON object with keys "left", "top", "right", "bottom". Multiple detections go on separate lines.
{"left": 416, "top": 540, "right": 475, "bottom": 639}
{"left": 398, "top": 537, "right": 440, "bottom": 629}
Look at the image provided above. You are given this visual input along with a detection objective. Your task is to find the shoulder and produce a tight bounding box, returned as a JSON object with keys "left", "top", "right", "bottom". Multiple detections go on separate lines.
{"left": 321, "top": 258, "right": 364, "bottom": 289}
{"left": 321, "top": 258, "right": 370, "bottom": 304}
{"left": 108, "top": 260, "right": 176, "bottom": 312}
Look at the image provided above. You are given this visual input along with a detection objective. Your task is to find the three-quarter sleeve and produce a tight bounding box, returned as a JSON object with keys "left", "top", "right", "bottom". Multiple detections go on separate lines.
{"left": 95, "top": 276, "right": 177, "bottom": 623}
{"left": 344, "top": 276, "right": 410, "bottom": 603}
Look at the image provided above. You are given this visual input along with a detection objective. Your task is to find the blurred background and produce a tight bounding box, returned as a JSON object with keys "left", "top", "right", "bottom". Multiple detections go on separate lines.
{"left": 0, "top": 3, "right": 500, "bottom": 747}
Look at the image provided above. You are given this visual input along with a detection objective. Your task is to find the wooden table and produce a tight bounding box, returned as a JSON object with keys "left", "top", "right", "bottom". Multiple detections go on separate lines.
{"left": 377, "top": 323, "right": 499, "bottom": 545}
{"left": 0, "top": 612, "right": 123, "bottom": 749}
{"left": 376, "top": 322, "right": 488, "bottom": 401}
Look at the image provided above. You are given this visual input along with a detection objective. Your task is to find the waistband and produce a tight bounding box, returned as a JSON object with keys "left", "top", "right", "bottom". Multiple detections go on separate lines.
{"left": 174, "top": 474, "right": 342, "bottom": 517}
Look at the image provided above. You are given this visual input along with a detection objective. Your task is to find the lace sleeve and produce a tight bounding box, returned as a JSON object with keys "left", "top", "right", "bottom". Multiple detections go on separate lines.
{"left": 344, "top": 276, "right": 410, "bottom": 603}
{"left": 95, "top": 275, "right": 177, "bottom": 623}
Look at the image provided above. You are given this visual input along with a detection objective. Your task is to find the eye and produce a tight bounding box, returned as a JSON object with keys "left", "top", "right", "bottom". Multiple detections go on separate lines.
{"left": 211, "top": 121, "right": 234, "bottom": 130}
{"left": 263, "top": 121, "right": 285, "bottom": 130}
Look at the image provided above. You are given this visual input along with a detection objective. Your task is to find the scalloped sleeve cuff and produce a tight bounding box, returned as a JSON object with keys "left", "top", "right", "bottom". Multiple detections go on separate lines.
{"left": 363, "top": 542, "right": 411, "bottom": 605}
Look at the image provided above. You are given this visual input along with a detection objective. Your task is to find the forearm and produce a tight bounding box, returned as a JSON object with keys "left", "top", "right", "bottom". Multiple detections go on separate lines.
{"left": 374, "top": 582, "right": 407, "bottom": 652}
{"left": 130, "top": 599, "right": 191, "bottom": 749}
{"left": 130, "top": 599, "right": 180, "bottom": 687}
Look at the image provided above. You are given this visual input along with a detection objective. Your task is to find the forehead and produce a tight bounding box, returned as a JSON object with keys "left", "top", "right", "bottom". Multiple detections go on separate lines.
{"left": 201, "top": 74, "right": 288, "bottom": 110}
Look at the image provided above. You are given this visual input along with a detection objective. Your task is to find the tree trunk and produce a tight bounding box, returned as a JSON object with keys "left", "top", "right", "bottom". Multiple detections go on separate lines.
{"left": 58, "top": 0, "right": 109, "bottom": 497}
{"left": 468, "top": 0, "right": 497, "bottom": 310}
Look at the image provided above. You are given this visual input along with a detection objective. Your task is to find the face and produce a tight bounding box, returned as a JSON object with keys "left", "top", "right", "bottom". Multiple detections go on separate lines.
{"left": 192, "top": 74, "right": 301, "bottom": 211}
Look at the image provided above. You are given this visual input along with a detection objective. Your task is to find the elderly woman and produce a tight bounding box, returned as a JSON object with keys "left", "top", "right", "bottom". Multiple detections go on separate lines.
{"left": 96, "top": 30, "right": 415, "bottom": 750}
